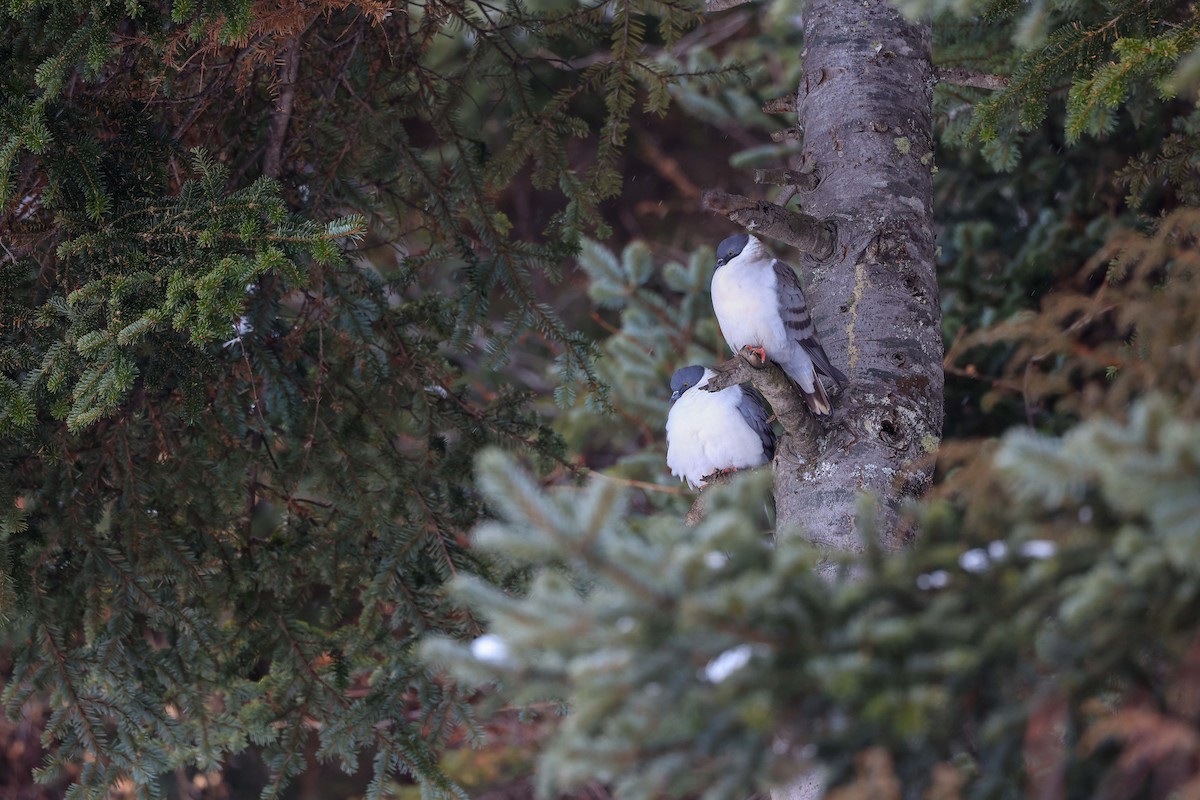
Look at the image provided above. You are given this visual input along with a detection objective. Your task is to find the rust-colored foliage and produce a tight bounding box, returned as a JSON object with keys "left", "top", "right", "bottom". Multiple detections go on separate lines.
{"left": 1072, "top": 637, "right": 1200, "bottom": 800}
{"left": 947, "top": 209, "right": 1200, "bottom": 421}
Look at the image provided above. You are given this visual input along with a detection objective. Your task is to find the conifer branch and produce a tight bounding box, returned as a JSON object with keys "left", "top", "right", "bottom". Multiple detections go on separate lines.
{"left": 702, "top": 189, "right": 835, "bottom": 259}
{"left": 40, "top": 625, "right": 106, "bottom": 756}
{"left": 263, "top": 37, "right": 301, "bottom": 178}
{"left": 933, "top": 66, "right": 1010, "bottom": 90}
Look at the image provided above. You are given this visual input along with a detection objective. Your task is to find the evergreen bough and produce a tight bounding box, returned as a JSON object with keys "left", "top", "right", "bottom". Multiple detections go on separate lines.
{"left": 427, "top": 393, "right": 1200, "bottom": 797}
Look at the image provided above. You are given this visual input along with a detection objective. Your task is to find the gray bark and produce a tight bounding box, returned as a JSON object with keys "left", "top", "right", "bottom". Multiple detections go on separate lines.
{"left": 706, "top": 0, "right": 942, "bottom": 792}
{"left": 778, "top": 0, "right": 940, "bottom": 795}
{"left": 715, "top": 0, "right": 942, "bottom": 556}
{"left": 776, "top": 0, "right": 942, "bottom": 555}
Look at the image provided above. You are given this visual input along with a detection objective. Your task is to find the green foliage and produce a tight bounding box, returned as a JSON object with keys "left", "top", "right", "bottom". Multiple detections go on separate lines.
{"left": 425, "top": 456, "right": 790, "bottom": 800}
{"left": 0, "top": 0, "right": 749, "bottom": 789}
{"left": 1115, "top": 106, "right": 1200, "bottom": 208}
{"left": 1, "top": 0, "right": 728, "bottom": 414}
{"left": 556, "top": 237, "right": 731, "bottom": 501}
{"left": 4, "top": 150, "right": 364, "bottom": 433}
{"left": 428, "top": 393, "right": 1200, "bottom": 797}
{"left": 921, "top": 0, "right": 1200, "bottom": 197}
{"left": 1064, "top": 27, "right": 1200, "bottom": 144}
{"left": 0, "top": 137, "right": 571, "bottom": 790}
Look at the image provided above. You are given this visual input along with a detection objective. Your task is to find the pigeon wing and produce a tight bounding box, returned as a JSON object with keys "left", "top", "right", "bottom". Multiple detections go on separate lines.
{"left": 771, "top": 259, "right": 848, "bottom": 386}
{"left": 735, "top": 386, "right": 777, "bottom": 460}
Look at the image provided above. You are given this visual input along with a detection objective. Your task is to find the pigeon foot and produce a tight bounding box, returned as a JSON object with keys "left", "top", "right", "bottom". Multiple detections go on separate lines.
{"left": 740, "top": 345, "right": 768, "bottom": 368}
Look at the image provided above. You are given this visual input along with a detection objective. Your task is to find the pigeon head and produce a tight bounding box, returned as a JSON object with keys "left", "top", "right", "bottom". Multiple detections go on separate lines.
{"left": 715, "top": 234, "right": 750, "bottom": 269}
{"left": 669, "top": 365, "right": 707, "bottom": 404}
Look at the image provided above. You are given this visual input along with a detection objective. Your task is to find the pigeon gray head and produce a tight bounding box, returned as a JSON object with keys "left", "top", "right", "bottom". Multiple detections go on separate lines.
{"left": 669, "top": 364, "right": 707, "bottom": 404}
{"left": 715, "top": 234, "right": 749, "bottom": 269}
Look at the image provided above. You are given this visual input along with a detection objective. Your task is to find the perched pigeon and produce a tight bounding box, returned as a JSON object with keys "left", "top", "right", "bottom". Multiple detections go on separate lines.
{"left": 710, "top": 234, "right": 848, "bottom": 416}
{"left": 666, "top": 365, "right": 776, "bottom": 490}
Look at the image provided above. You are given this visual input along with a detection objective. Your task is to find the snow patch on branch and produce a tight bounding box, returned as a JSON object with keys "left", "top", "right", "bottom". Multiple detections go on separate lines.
{"left": 703, "top": 645, "right": 754, "bottom": 683}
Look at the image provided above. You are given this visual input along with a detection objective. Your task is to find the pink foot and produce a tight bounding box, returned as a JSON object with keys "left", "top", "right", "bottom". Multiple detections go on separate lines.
{"left": 740, "top": 345, "right": 768, "bottom": 368}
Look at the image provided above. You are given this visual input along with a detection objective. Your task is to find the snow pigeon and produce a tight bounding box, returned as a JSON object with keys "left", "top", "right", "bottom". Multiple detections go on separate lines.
{"left": 710, "top": 233, "right": 848, "bottom": 416}
{"left": 666, "top": 365, "right": 776, "bottom": 490}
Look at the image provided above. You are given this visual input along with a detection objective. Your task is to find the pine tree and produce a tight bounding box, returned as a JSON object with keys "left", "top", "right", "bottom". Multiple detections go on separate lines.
{"left": 0, "top": 0, "right": 717, "bottom": 794}
{"left": 8, "top": 0, "right": 1200, "bottom": 794}
{"left": 423, "top": 0, "right": 1200, "bottom": 798}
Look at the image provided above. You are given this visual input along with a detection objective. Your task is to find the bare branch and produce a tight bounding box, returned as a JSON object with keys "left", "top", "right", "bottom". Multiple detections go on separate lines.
{"left": 703, "top": 189, "right": 836, "bottom": 259}
{"left": 702, "top": 351, "right": 816, "bottom": 445}
{"left": 705, "top": 0, "right": 755, "bottom": 11}
{"left": 754, "top": 168, "right": 819, "bottom": 192}
{"left": 263, "top": 37, "right": 301, "bottom": 178}
{"left": 640, "top": 135, "right": 703, "bottom": 199}
{"left": 933, "top": 66, "right": 1009, "bottom": 90}
{"left": 763, "top": 95, "right": 797, "bottom": 114}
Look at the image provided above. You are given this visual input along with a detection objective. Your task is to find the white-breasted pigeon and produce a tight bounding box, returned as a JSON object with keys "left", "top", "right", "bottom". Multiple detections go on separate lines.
{"left": 710, "top": 234, "right": 848, "bottom": 416}
{"left": 666, "top": 365, "right": 776, "bottom": 490}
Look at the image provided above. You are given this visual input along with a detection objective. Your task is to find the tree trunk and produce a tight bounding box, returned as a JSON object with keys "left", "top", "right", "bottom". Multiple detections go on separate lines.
{"left": 777, "top": 0, "right": 945, "bottom": 556}
{"left": 701, "top": 2, "right": 939, "bottom": 794}
{"left": 705, "top": 0, "right": 940, "bottom": 537}
{"left": 754, "top": 0, "right": 940, "bottom": 794}
{"left": 778, "top": 0, "right": 941, "bottom": 555}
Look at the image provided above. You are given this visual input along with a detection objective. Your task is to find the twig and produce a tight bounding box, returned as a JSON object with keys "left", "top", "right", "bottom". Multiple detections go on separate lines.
{"left": 706, "top": 0, "right": 754, "bottom": 11}
{"left": 703, "top": 189, "right": 835, "bottom": 259}
{"left": 701, "top": 351, "right": 814, "bottom": 444}
{"left": 589, "top": 471, "right": 692, "bottom": 495}
{"left": 639, "top": 134, "right": 703, "bottom": 199}
{"left": 943, "top": 364, "right": 1023, "bottom": 393}
{"left": 933, "top": 66, "right": 1010, "bottom": 90}
{"left": 263, "top": 37, "right": 301, "bottom": 178}
{"left": 763, "top": 95, "right": 797, "bottom": 114}
{"left": 754, "top": 167, "right": 819, "bottom": 192}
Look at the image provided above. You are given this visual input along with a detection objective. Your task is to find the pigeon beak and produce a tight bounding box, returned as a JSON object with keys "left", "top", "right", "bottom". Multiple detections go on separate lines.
{"left": 670, "top": 389, "right": 681, "bottom": 404}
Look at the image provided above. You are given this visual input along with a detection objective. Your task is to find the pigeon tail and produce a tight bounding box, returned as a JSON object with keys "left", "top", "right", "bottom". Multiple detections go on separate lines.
{"left": 799, "top": 376, "right": 833, "bottom": 416}
{"left": 776, "top": 352, "right": 835, "bottom": 417}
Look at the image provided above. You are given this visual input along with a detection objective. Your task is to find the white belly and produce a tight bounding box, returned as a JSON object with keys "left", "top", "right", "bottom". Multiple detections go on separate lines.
{"left": 666, "top": 380, "right": 769, "bottom": 489}
{"left": 711, "top": 261, "right": 789, "bottom": 357}
{"left": 711, "top": 260, "right": 817, "bottom": 391}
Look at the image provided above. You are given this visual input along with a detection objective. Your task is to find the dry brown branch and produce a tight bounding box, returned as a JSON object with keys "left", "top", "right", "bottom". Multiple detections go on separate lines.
{"left": 263, "top": 36, "right": 301, "bottom": 178}
{"left": 933, "top": 66, "right": 1010, "bottom": 90}
{"left": 705, "top": 0, "right": 755, "bottom": 11}
{"left": 763, "top": 95, "right": 797, "bottom": 114}
{"left": 702, "top": 189, "right": 835, "bottom": 259}
{"left": 639, "top": 135, "right": 703, "bottom": 200}
{"left": 754, "top": 168, "right": 819, "bottom": 192}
